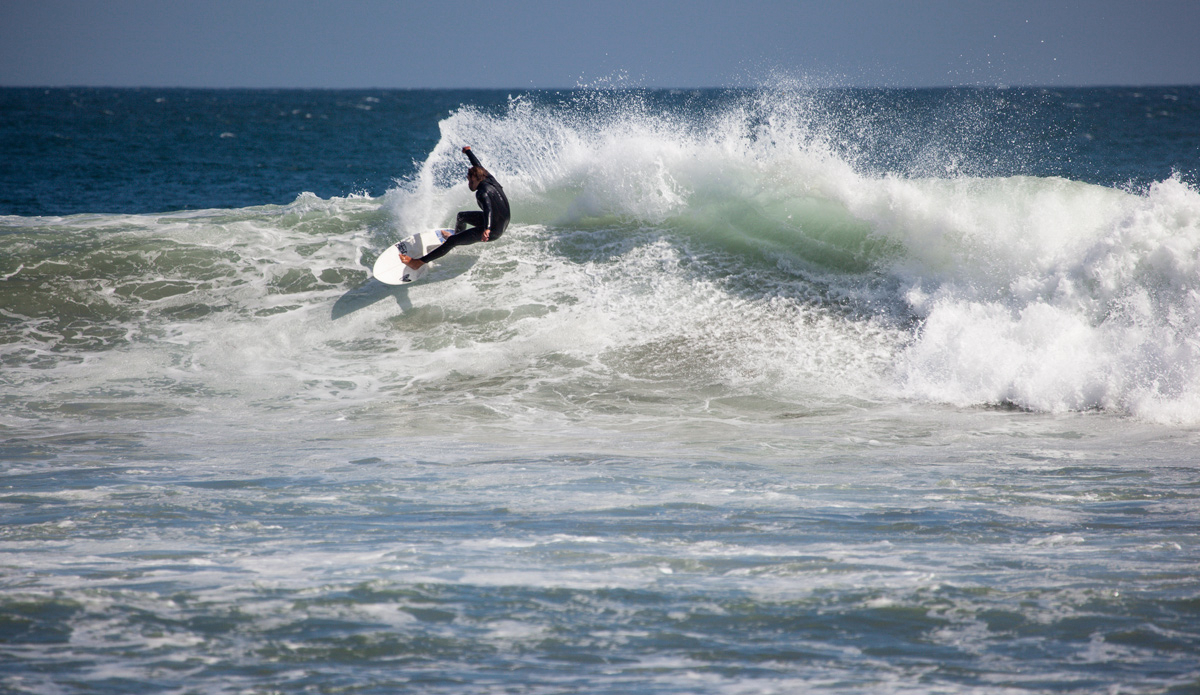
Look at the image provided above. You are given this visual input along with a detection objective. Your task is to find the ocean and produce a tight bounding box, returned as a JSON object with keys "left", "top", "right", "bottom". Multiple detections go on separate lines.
{"left": 2, "top": 85, "right": 1199, "bottom": 694}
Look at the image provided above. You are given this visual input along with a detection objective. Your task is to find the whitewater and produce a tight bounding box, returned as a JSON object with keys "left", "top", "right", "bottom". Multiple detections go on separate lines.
{"left": 1, "top": 87, "right": 1198, "bottom": 694}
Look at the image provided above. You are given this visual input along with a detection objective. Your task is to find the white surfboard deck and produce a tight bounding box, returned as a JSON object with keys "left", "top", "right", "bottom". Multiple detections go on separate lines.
{"left": 371, "top": 229, "right": 453, "bottom": 285}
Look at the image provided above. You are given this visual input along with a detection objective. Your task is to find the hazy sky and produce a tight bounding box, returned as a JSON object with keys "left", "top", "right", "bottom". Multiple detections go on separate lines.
{"left": 2, "top": 0, "right": 1199, "bottom": 89}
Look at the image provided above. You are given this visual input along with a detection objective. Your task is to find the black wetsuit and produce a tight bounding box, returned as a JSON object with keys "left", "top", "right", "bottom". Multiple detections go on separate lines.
{"left": 419, "top": 149, "right": 510, "bottom": 263}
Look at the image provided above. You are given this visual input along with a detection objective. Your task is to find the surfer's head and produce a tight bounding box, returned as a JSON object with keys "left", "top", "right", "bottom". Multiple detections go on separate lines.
{"left": 467, "top": 166, "right": 489, "bottom": 191}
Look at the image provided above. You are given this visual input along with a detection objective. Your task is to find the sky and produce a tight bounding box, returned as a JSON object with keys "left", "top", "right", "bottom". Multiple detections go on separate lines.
{"left": 2, "top": 0, "right": 1199, "bottom": 90}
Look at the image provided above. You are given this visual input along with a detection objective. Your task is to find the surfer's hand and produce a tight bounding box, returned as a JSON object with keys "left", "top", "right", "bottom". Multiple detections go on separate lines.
{"left": 462, "top": 146, "right": 471, "bottom": 153}
{"left": 483, "top": 228, "right": 491, "bottom": 241}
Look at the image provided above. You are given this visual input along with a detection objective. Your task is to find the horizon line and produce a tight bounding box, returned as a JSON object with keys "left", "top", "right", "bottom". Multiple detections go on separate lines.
{"left": 4, "top": 82, "right": 1200, "bottom": 91}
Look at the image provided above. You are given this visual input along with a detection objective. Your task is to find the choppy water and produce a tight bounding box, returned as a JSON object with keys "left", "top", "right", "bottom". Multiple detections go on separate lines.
{"left": 2, "top": 86, "right": 1199, "bottom": 694}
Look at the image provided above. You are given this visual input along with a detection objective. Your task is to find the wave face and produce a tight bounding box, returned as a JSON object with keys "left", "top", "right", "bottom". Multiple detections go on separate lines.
{"left": 382, "top": 88, "right": 1200, "bottom": 422}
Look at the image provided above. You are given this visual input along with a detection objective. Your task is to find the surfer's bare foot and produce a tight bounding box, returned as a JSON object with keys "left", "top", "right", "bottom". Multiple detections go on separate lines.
{"left": 399, "top": 254, "right": 425, "bottom": 270}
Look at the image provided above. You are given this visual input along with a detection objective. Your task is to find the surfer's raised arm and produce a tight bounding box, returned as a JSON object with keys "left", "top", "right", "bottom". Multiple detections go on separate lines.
{"left": 463, "top": 145, "right": 483, "bottom": 169}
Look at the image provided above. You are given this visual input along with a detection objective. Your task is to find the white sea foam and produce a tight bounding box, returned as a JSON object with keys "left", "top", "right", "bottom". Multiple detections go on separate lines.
{"left": 890, "top": 175, "right": 1200, "bottom": 421}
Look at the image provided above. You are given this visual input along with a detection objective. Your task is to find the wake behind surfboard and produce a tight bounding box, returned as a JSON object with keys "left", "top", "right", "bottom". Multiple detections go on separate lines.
{"left": 371, "top": 229, "right": 452, "bottom": 285}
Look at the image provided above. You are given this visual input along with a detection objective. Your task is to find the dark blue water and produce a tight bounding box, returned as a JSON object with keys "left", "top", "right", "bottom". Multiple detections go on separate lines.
{"left": 0, "top": 88, "right": 507, "bottom": 215}
{"left": 2, "top": 87, "right": 1198, "bottom": 216}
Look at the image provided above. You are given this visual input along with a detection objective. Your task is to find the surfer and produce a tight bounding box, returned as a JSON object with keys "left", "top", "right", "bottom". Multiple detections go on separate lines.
{"left": 400, "top": 146, "right": 510, "bottom": 270}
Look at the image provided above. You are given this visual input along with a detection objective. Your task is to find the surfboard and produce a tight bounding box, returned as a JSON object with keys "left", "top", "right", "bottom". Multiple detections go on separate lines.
{"left": 371, "top": 229, "right": 453, "bottom": 285}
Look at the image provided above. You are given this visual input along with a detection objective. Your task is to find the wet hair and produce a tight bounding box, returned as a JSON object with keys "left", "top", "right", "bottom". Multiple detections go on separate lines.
{"left": 467, "top": 165, "right": 489, "bottom": 184}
